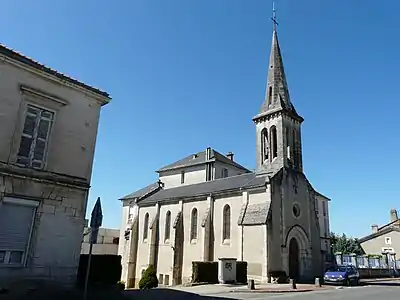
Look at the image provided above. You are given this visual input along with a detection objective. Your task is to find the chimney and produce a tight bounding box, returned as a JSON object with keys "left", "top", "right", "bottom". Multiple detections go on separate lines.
{"left": 371, "top": 224, "right": 378, "bottom": 233}
{"left": 205, "top": 147, "right": 212, "bottom": 160}
{"left": 390, "top": 209, "right": 398, "bottom": 222}
{"left": 226, "top": 152, "right": 234, "bottom": 161}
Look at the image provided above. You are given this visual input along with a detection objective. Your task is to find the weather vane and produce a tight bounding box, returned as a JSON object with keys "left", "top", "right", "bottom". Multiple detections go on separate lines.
{"left": 271, "top": 1, "right": 279, "bottom": 30}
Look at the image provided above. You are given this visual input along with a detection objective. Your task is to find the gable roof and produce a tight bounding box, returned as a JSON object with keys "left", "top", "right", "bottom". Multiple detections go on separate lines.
{"left": 156, "top": 148, "right": 250, "bottom": 173}
{"left": 0, "top": 44, "right": 110, "bottom": 101}
{"left": 137, "top": 172, "right": 268, "bottom": 206}
{"left": 359, "top": 225, "right": 400, "bottom": 243}
{"left": 119, "top": 181, "right": 162, "bottom": 201}
{"left": 238, "top": 202, "right": 271, "bottom": 225}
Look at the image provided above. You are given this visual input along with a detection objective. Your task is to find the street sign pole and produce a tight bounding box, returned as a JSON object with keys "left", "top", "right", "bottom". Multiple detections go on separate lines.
{"left": 83, "top": 241, "right": 93, "bottom": 300}
{"left": 83, "top": 198, "right": 103, "bottom": 300}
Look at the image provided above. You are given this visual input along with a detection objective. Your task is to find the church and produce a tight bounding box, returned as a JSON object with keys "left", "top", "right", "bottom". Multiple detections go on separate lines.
{"left": 118, "top": 15, "right": 331, "bottom": 288}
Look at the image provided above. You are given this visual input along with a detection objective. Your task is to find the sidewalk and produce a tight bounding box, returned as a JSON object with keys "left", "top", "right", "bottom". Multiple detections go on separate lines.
{"left": 170, "top": 282, "right": 334, "bottom": 294}
{"left": 231, "top": 283, "right": 334, "bottom": 293}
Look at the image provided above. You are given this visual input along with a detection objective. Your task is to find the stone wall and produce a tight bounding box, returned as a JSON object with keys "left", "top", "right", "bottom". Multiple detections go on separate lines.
{"left": 0, "top": 172, "right": 88, "bottom": 286}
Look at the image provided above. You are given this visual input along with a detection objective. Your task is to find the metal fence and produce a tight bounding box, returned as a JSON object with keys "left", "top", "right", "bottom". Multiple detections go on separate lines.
{"left": 336, "top": 253, "right": 400, "bottom": 269}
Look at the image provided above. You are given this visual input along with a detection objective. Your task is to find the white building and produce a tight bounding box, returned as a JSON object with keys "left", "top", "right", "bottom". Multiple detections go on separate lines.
{"left": 118, "top": 20, "right": 331, "bottom": 288}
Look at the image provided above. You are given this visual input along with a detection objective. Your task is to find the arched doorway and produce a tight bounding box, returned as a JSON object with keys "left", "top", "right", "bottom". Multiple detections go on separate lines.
{"left": 288, "top": 238, "right": 300, "bottom": 279}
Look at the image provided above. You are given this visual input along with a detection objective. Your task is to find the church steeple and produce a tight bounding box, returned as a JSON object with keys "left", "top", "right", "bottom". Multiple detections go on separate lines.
{"left": 258, "top": 6, "right": 301, "bottom": 120}
{"left": 253, "top": 4, "right": 304, "bottom": 174}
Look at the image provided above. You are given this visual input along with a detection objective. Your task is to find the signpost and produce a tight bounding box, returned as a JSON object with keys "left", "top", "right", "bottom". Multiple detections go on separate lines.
{"left": 83, "top": 197, "right": 103, "bottom": 300}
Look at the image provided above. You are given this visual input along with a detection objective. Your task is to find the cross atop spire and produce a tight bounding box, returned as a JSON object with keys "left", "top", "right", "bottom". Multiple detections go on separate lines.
{"left": 253, "top": 1, "right": 303, "bottom": 123}
{"left": 271, "top": 2, "right": 278, "bottom": 31}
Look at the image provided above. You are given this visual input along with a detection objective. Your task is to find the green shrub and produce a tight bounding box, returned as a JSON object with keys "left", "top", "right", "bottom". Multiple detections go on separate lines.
{"left": 138, "top": 265, "right": 158, "bottom": 289}
{"left": 116, "top": 281, "right": 125, "bottom": 290}
{"left": 192, "top": 261, "right": 218, "bottom": 283}
{"left": 236, "top": 261, "right": 248, "bottom": 284}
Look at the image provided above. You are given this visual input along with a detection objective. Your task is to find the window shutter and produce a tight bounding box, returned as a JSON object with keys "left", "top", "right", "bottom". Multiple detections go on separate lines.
{"left": 0, "top": 203, "right": 36, "bottom": 251}
{"left": 17, "top": 113, "right": 37, "bottom": 162}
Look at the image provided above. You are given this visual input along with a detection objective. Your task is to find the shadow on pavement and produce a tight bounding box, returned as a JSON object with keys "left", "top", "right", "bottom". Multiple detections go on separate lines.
{"left": 360, "top": 280, "right": 400, "bottom": 287}
{"left": 124, "top": 288, "right": 232, "bottom": 300}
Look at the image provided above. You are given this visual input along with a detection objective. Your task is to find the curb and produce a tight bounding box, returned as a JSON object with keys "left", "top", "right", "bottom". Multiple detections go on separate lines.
{"left": 230, "top": 288, "right": 332, "bottom": 294}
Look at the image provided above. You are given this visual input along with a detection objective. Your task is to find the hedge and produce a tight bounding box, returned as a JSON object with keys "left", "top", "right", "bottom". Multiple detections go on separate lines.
{"left": 192, "top": 261, "right": 248, "bottom": 284}
{"left": 77, "top": 255, "right": 122, "bottom": 288}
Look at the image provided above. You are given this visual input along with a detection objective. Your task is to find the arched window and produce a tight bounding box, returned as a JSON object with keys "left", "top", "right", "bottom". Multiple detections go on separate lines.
{"left": 190, "top": 208, "right": 198, "bottom": 241}
{"left": 270, "top": 126, "right": 278, "bottom": 159}
{"left": 292, "top": 129, "right": 297, "bottom": 167}
{"left": 285, "top": 127, "right": 291, "bottom": 160}
{"left": 222, "top": 205, "right": 231, "bottom": 242}
{"left": 165, "top": 211, "right": 171, "bottom": 242}
{"left": 261, "top": 128, "right": 268, "bottom": 162}
{"left": 143, "top": 213, "right": 149, "bottom": 241}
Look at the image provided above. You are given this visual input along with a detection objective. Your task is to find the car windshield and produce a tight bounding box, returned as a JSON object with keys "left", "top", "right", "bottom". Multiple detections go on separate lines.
{"left": 327, "top": 266, "right": 347, "bottom": 272}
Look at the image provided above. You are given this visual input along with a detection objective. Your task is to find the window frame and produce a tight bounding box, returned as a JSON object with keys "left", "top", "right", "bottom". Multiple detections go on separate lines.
{"left": 190, "top": 208, "right": 198, "bottom": 243}
{"left": 222, "top": 204, "right": 231, "bottom": 244}
{"left": 0, "top": 197, "right": 39, "bottom": 268}
{"left": 385, "top": 237, "right": 392, "bottom": 245}
{"left": 143, "top": 213, "right": 149, "bottom": 242}
{"left": 16, "top": 104, "right": 55, "bottom": 170}
{"left": 221, "top": 168, "right": 228, "bottom": 178}
{"left": 164, "top": 211, "right": 171, "bottom": 243}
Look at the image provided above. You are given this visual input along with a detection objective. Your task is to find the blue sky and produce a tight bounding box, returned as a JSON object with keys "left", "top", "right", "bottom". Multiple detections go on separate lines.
{"left": 1, "top": 0, "right": 399, "bottom": 238}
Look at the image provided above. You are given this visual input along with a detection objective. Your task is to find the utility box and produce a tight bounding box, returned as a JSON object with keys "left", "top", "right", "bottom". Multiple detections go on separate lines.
{"left": 218, "top": 258, "right": 237, "bottom": 284}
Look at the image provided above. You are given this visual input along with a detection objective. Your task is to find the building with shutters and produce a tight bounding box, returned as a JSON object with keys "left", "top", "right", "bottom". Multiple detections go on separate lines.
{"left": 0, "top": 44, "right": 110, "bottom": 285}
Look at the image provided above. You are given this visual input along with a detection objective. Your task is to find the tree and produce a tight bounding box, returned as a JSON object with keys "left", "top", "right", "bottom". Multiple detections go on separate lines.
{"left": 138, "top": 265, "right": 158, "bottom": 290}
{"left": 330, "top": 232, "right": 364, "bottom": 255}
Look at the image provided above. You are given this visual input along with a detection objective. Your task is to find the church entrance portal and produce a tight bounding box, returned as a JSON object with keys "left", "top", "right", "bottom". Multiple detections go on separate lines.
{"left": 288, "top": 238, "right": 300, "bottom": 279}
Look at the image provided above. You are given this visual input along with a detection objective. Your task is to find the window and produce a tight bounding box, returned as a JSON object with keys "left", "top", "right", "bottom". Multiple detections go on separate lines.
{"left": 143, "top": 213, "right": 149, "bottom": 241}
{"left": 164, "top": 274, "right": 170, "bottom": 285}
{"left": 128, "top": 206, "right": 134, "bottom": 220}
{"left": 292, "top": 203, "right": 301, "bottom": 218}
{"left": 181, "top": 171, "right": 185, "bottom": 184}
{"left": 17, "top": 105, "right": 54, "bottom": 169}
{"left": 292, "top": 129, "right": 297, "bottom": 167}
{"left": 385, "top": 237, "right": 392, "bottom": 245}
{"left": 322, "top": 201, "right": 326, "bottom": 216}
{"left": 261, "top": 128, "right": 268, "bottom": 162}
{"left": 270, "top": 126, "right": 277, "bottom": 159}
{"left": 190, "top": 208, "right": 198, "bottom": 241}
{"left": 324, "top": 218, "right": 329, "bottom": 237}
{"left": 0, "top": 197, "right": 39, "bottom": 266}
{"left": 165, "top": 211, "right": 171, "bottom": 242}
{"left": 112, "top": 237, "right": 119, "bottom": 244}
{"left": 268, "top": 86, "right": 273, "bottom": 104}
{"left": 222, "top": 205, "right": 231, "bottom": 242}
{"left": 285, "top": 127, "right": 291, "bottom": 160}
{"left": 382, "top": 247, "right": 394, "bottom": 254}
{"left": 221, "top": 168, "right": 228, "bottom": 178}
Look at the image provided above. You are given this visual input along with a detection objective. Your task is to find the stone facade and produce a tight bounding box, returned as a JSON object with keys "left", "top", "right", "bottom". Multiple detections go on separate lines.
{"left": 81, "top": 226, "right": 120, "bottom": 255}
{"left": 0, "top": 44, "right": 110, "bottom": 285}
{"left": 118, "top": 24, "right": 331, "bottom": 287}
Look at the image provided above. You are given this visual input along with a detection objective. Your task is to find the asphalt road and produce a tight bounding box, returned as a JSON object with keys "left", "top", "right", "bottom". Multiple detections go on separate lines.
{"left": 194, "top": 281, "right": 400, "bottom": 300}
{"left": 124, "top": 280, "right": 400, "bottom": 300}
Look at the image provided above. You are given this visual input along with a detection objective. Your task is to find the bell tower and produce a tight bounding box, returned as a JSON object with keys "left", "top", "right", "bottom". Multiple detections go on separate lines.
{"left": 253, "top": 6, "right": 304, "bottom": 174}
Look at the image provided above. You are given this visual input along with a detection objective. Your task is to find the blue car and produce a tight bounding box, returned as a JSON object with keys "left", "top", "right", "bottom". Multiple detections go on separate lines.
{"left": 324, "top": 265, "right": 360, "bottom": 286}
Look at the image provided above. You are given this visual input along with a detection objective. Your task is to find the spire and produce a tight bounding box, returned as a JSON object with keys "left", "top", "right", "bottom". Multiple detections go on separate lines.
{"left": 257, "top": 3, "right": 302, "bottom": 121}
